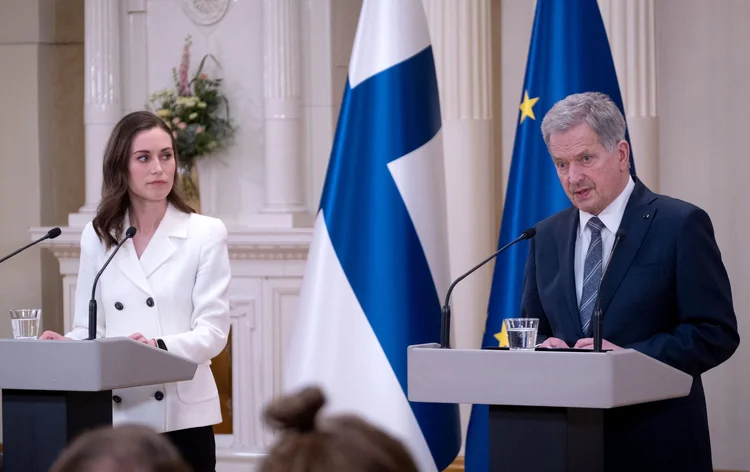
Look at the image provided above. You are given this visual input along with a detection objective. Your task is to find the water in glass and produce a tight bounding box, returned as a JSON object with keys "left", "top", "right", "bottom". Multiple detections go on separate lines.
{"left": 507, "top": 327, "right": 537, "bottom": 350}
{"left": 10, "top": 309, "right": 41, "bottom": 339}
{"left": 503, "top": 318, "right": 539, "bottom": 350}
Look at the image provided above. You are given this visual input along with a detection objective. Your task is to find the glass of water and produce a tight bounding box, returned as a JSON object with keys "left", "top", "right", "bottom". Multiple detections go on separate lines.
{"left": 10, "top": 309, "right": 41, "bottom": 339}
{"left": 504, "top": 318, "right": 539, "bottom": 350}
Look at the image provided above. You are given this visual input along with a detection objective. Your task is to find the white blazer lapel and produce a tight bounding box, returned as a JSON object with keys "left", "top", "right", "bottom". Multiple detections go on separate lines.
{"left": 113, "top": 214, "right": 151, "bottom": 295}
{"left": 138, "top": 204, "right": 189, "bottom": 279}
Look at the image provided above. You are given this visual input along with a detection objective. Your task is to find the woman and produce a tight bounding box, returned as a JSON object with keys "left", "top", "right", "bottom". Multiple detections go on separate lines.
{"left": 40, "top": 110, "right": 231, "bottom": 472}
{"left": 259, "top": 386, "right": 419, "bottom": 472}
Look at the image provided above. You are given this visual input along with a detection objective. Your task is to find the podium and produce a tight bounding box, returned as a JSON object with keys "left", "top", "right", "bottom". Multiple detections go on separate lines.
{"left": 407, "top": 343, "right": 693, "bottom": 472}
{"left": 0, "top": 337, "right": 197, "bottom": 472}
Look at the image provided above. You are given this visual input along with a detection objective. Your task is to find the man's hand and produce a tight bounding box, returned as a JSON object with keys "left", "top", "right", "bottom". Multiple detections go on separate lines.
{"left": 538, "top": 337, "right": 569, "bottom": 348}
{"left": 574, "top": 338, "right": 622, "bottom": 350}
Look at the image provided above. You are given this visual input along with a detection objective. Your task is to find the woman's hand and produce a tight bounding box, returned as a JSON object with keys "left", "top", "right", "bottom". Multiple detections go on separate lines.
{"left": 128, "top": 332, "right": 157, "bottom": 348}
{"left": 38, "top": 331, "right": 70, "bottom": 340}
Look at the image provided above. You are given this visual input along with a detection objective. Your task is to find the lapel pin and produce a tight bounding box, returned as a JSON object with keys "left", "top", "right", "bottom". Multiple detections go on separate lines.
{"left": 643, "top": 214, "right": 650, "bottom": 219}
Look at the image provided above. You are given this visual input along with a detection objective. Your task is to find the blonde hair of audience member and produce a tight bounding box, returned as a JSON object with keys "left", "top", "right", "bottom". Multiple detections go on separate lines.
{"left": 50, "top": 424, "right": 191, "bottom": 472}
{"left": 259, "top": 386, "right": 419, "bottom": 472}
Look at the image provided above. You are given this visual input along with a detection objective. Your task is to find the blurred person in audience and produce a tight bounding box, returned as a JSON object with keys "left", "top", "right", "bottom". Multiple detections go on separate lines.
{"left": 50, "top": 424, "right": 191, "bottom": 472}
{"left": 259, "top": 386, "right": 419, "bottom": 472}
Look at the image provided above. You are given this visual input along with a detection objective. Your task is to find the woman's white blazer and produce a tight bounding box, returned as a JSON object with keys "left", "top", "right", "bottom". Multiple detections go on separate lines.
{"left": 66, "top": 204, "right": 231, "bottom": 433}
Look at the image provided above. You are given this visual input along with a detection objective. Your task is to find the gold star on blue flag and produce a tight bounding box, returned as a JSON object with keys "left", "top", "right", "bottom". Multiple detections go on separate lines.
{"left": 519, "top": 90, "right": 539, "bottom": 123}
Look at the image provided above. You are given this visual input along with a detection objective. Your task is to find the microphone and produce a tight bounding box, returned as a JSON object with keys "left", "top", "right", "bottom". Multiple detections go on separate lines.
{"left": 592, "top": 230, "right": 626, "bottom": 352}
{"left": 88, "top": 226, "right": 137, "bottom": 340}
{"left": 440, "top": 228, "right": 537, "bottom": 348}
{"left": 0, "top": 227, "right": 62, "bottom": 264}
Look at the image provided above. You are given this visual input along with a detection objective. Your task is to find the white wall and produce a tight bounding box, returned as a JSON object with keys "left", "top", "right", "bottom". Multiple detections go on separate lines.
{"left": 0, "top": 43, "right": 45, "bottom": 338}
{"left": 0, "top": 0, "right": 84, "bottom": 338}
{"left": 136, "top": 0, "right": 345, "bottom": 223}
{"left": 655, "top": 1, "right": 750, "bottom": 469}
{"left": 142, "top": 0, "right": 268, "bottom": 221}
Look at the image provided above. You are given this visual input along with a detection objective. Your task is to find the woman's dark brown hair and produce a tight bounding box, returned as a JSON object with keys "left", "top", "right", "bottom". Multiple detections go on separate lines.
{"left": 259, "top": 386, "right": 419, "bottom": 472}
{"left": 49, "top": 424, "right": 191, "bottom": 472}
{"left": 92, "top": 110, "right": 194, "bottom": 249}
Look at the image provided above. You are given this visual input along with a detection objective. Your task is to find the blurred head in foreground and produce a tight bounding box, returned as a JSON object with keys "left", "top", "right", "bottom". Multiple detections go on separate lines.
{"left": 259, "top": 386, "right": 419, "bottom": 472}
{"left": 50, "top": 424, "right": 190, "bottom": 472}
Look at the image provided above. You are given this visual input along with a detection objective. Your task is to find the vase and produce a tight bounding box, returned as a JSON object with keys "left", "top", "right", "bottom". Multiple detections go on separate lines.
{"left": 177, "top": 164, "right": 202, "bottom": 214}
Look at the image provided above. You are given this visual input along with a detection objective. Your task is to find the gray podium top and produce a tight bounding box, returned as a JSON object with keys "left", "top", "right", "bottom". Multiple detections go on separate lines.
{"left": 407, "top": 343, "right": 693, "bottom": 409}
{"left": 0, "top": 337, "right": 197, "bottom": 392}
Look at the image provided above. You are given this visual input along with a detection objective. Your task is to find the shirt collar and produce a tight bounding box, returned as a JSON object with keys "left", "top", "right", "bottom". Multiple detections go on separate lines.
{"left": 578, "top": 176, "right": 635, "bottom": 236}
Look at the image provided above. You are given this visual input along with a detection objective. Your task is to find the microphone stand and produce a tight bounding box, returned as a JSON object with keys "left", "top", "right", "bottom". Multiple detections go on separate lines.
{"left": 440, "top": 228, "right": 536, "bottom": 348}
{"left": 0, "top": 228, "right": 62, "bottom": 264}
{"left": 88, "top": 227, "right": 136, "bottom": 340}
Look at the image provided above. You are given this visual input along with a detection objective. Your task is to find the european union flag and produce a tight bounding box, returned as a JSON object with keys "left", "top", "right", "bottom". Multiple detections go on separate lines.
{"left": 465, "top": 0, "right": 636, "bottom": 470}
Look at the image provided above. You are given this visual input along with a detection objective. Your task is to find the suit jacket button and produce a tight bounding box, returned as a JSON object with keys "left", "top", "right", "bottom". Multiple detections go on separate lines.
{"left": 154, "top": 391, "right": 164, "bottom": 401}
{"left": 146, "top": 297, "right": 154, "bottom": 307}
{"left": 114, "top": 302, "right": 123, "bottom": 310}
{"left": 112, "top": 395, "right": 122, "bottom": 403}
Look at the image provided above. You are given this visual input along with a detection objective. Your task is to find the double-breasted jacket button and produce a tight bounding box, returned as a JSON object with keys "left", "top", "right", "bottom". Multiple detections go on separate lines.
{"left": 112, "top": 395, "right": 122, "bottom": 403}
{"left": 154, "top": 391, "right": 164, "bottom": 401}
{"left": 114, "top": 302, "right": 123, "bottom": 311}
{"left": 146, "top": 297, "right": 154, "bottom": 307}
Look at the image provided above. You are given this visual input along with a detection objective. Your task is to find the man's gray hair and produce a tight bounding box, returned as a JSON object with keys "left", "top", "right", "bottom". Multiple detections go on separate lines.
{"left": 541, "top": 92, "right": 626, "bottom": 152}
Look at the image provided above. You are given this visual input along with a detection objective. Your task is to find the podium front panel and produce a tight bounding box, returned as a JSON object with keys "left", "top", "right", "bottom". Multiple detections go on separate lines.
{"left": 0, "top": 338, "right": 197, "bottom": 392}
{"left": 407, "top": 343, "right": 692, "bottom": 408}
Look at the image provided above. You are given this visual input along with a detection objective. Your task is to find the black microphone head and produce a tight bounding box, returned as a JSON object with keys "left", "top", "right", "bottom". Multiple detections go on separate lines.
{"left": 616, "top": 230, "right": 626, "bottom": 240}
{"left": 125, "top": 226, "right": 137, "bottom": 238}
{"left": 47, "top": 227, "right": 62, "bottom": 239}
{"left": 522, "top": 228, "right": 537, "bottom": 239}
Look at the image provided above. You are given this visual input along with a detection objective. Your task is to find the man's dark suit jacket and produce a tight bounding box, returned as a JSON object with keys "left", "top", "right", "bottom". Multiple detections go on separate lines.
{"left": 521, "top": 178, "right": 740, "bottom": 472}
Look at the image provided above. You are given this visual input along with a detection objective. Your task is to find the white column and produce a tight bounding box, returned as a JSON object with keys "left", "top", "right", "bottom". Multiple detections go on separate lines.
{"left": 599, "top": 0, "right": 659, "bottom": 191}
{"left": 255, "top": 0, "right": 308, "bottom": 228}
{"left": 124, "top": 0, "right": 148, "bottom": 114}
{"left": 303, "top": 0, "right": 336, "bottom": 214}
{"left": 71, "top": 0, "right": 122, "bottom": 226}
{"left": 423, "top": 0, "right": 495, "bottom": 455}
{"left": 424, "top": 0, "right": 494, "bottom": 351}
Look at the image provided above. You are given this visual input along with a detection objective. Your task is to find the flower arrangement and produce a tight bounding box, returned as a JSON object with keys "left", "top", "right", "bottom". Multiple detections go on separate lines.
{"left": 149, "top": 35, "right": 235, "bottom": 204}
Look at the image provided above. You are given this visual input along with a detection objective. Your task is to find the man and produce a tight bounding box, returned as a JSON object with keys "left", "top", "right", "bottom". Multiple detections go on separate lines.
{"left": 522, "top": 91, "right": 739, "bottom": 471}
